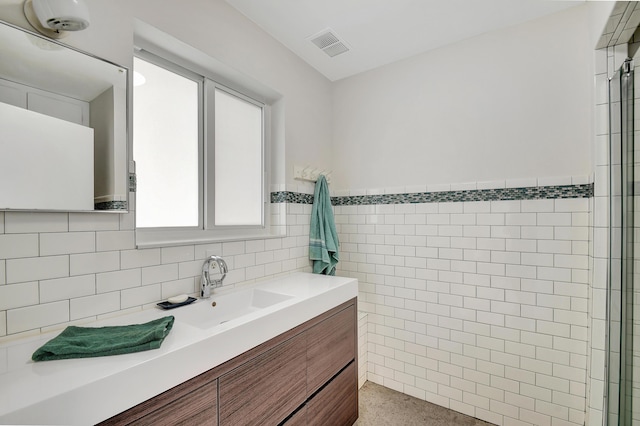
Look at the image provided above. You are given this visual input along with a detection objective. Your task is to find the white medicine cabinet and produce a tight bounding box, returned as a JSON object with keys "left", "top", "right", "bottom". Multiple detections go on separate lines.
{"left": 0, "top": 20, "right": 129, "bottom": 212}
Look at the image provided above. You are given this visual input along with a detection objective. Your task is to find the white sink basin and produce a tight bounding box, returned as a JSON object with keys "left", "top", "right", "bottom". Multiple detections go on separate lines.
{"left": 174, "top": 288, "right": 294, "bottom": 329}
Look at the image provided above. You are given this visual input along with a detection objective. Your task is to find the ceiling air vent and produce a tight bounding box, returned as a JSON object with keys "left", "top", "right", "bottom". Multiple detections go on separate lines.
{"left": 308, "top": 29, "right": 350, "bottom": 58}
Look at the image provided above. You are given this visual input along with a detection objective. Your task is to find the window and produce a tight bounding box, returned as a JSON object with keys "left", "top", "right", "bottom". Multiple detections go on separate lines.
{"left": 133, "top": 57, "right": 200, "bottom": 228}
{"left": 133, "top": 53, "right": 267, "bottom": 246}
{"left": 212, "top": 87, "right": 263, "bottom": 226}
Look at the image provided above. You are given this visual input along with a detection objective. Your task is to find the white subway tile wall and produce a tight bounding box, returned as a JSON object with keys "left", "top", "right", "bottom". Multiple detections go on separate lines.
{"left": 0, "top": 203, "right": 314, "bottom": 340}
{"left": 336, "top": 195, "right": 591, "bottom": 426}
{"left": 0, "top": 176, "right": 603, "bottom": 426}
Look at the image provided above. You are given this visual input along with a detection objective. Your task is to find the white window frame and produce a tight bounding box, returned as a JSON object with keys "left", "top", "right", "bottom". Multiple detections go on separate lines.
{"left": 134, "top": 50, "right": 272, "bottom": 248}
{"left": 205, "top": 81, "right": 266, "bottom": 230}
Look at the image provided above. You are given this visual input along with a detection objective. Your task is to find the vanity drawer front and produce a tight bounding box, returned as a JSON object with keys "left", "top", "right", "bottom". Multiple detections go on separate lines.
{"left": 306, "top": 362, "right": 357, "bottom": 426}
{"left": 306, "top": 305, "right": 356, "bottom": 395}
{"left": 219, "top": 333, "right": 307, "bottom": 426}
{"left": 282, "top": 406, "right": 307, "bottom": 426}
{"left": 98, "top": 370, "right": 218, "bottom": 426}
{"left": 129, "top": 378, "right": 217, "bottom": 426}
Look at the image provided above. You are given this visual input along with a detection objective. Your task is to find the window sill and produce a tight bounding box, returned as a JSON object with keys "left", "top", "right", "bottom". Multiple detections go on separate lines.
{"left": 135, "top": 227, "right": 286, "bottom": 249}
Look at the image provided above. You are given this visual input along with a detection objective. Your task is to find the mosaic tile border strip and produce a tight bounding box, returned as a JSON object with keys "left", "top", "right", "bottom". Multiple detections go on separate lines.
{"left": 95, "top": 201, "right": 128, "bottom": 211}
{"left": 271, "top": 191, "right": 315, "bottom": 204}
{"left": 270, "top": 183, "right": 593, "bottom": 205}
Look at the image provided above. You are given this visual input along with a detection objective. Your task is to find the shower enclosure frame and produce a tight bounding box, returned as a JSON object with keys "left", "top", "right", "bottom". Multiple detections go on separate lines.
{"left": 605, "top": 57, "right": 634, "bottom": 426}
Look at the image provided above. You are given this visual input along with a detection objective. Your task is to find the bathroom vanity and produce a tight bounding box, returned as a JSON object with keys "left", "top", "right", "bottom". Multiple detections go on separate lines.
{"left": 0, "top": 273, "right": 357, "bottom": 425}
{"left": 100, "top": 298, "right": 356, "bottom": 425}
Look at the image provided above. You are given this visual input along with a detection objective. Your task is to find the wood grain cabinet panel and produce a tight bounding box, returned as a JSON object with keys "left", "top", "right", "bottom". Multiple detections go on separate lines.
{"left": 306, "top": 305, "right": 356, "bottom": 396}
{"left": 219, "top": 333, "right": 307, "bottom": 426}
{"left": 306, "top": 362, "right": 357, "bottom": 426}
{"left": 98, "top": 370, "right": 218, "bottom": 426}
{"left": 129, "top": 379, "right": 217, "bottom": 426}
{"left": 282, "top": 406, "right": 307, "bottom": 426}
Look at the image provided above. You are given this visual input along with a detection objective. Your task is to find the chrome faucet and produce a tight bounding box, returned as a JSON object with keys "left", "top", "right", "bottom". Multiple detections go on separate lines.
{"left": 201, "top": 255, "right": 228, "bottom": 298}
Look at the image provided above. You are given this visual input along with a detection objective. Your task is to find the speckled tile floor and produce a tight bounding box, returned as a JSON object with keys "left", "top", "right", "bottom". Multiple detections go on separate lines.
{"left": 354, "top": 382, "right": 494, "bottom": 426}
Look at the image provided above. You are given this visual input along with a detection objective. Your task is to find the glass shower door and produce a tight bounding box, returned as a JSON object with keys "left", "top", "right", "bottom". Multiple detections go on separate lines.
{"left": 606, "top": 58, "right": 634, "bottom": 426}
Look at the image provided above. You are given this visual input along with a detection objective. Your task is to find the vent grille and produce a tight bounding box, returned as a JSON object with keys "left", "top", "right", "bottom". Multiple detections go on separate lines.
{"left": 310, "top": 32, "right": 340, "bottom": 49}
{"left": 323, "top": 42, "right": 349, "bottom": 58}
{"left": 308, "top": 29, "right": 350, "bottom": 58}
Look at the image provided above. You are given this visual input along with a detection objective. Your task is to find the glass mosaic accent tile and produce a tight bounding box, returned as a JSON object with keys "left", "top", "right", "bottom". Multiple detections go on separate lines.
{"left": 270, "top": 191, "right": 315, "bottom": 204}
{"left": 95, "top": 201, "right": 128, "bottom": 210}
{"left": 270, "top": 183, "right": 593, "bottom": 205}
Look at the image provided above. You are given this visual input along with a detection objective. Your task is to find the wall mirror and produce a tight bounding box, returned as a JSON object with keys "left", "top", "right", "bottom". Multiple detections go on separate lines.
{"left": 0, "top": 19, "right": 128, "bottom": 212}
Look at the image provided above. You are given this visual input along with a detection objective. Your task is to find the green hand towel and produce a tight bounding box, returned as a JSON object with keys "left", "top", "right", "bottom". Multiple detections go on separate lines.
{"left": 32, "top": 316, "right": 175, "bottom": 362}
{"left": 309, "top": 175, "right": 339, "bottom": 275}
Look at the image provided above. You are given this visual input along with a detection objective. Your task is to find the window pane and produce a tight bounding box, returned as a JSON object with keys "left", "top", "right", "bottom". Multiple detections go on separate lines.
{"left": 214, "top": 89, "right": 263, "bottom": 226}
{"left": 133, "top": 57, "right": 199, "bottom": 228}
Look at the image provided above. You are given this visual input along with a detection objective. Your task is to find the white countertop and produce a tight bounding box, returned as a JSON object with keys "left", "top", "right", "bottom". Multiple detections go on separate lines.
{"left": 0, "top": 272, "right": 357, "bottom": 425}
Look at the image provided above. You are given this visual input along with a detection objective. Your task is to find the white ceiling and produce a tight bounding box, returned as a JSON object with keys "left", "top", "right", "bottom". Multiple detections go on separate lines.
{"left": 225, "top": 0, "right": 585, "bottom": 81}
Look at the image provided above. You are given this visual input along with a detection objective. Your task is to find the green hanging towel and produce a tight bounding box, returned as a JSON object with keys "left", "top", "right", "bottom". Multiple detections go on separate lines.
{"left": 32, "top": 316, "right": 175, "bottom": 362}
{"left": 309, "top": 175, "right": 339, "bottom": 275}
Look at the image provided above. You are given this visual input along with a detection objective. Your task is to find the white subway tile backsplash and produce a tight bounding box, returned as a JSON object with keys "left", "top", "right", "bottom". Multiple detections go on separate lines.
{"left": 490, "top": 201, "right": 521, "bottom": 213}
{"left": 194, "top": 243, "right": 223, "bottom": 259}
{"left": 521, "top": 253, "right": 553, "bottom": 267}
{"left": 555, "top": 227, "right": 589, "bottom": 241}
{"left": 505, "top": 178, "right": 537, "bottom": 188}
{"left": 161, "top": 246, "right": 194, "bottom": 264}
{"left": 538, "top": 240, "right": 572, "bottom": 254}
{"left": 119, "top": 211, "right": 135, "bottom": 231}
{"left": 0, "top": 234, "right": 39, "bottom": 259}
{"left": 70, "top": 292, "right": 120, "bottom": 320}
{"left": 68, "top": 212, "right": 119, "bottom": 231}
{"left": 121, "top": 248, "right": 161, "bottom": 269}
{"left": 6, "top": 255, "right": 69, "bottom": 283}
{"left": 178, "top": 260, "right": 205, "bottom": 280}
{"left": 142, "top": 263, "right": 179, "bottom": 285}
{"left": 0, "top": 281, "right": 38, "bottom": 310}
{"left": 40, "top": 232, "right": 95, "bottom": 256}
{"left": 96, "top": 231, "right": 135, "bottom": 252}
{"left": 538, "top": 268, "right": 572, "bottom": 285}
{"left": 161, "top": 278, "right": 197, "bottom": 299}
{"left": 96, "top": 269, "right": 141, "bottom": 293}
{"left": 521, "top": 226, "right": 554, "bottom": 240}
{"left": 0, "top": 202, "right": 311, "bottom": 338}
{"left": 426, "top": 183, "right": 451, "bottom": 192}
{"left": 121, "top": 284, "right": 162, "bottom": 309}
{"left": 235, "top": 253, "right": 257, "bottom": 268}
{"left": 222, "top": 241, "right": 245, "bottom": 256}
{"left": 245, "top": 239, "right": 266, "bottom": 253}
{"left": 70, "top": 251, "right": 120, "bottom": 276}
{"left": 40, "top": 275, "right": 95, "bottom": 303}
{"left": 7, "top": 301, "right": 69, "bottom": 334}
{"left": 5, "top": 212, "right": 68, "bottom": 233}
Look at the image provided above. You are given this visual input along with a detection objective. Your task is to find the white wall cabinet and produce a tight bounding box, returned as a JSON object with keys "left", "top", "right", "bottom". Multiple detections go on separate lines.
{"left": 0, "top": 102, "right": 94, "bottom": 210}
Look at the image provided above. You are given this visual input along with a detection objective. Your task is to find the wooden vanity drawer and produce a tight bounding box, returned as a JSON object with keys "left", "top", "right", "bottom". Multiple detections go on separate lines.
{"left": 219, "top": 333, "right": 307, "bottom": 425}
{"left": 306, "top": 362, "right": 357, "bottom": 426}
{"left": 128, "top": 379, "right": 217, "bottom": 426}
{"left": 306, "top": 304, "right": 356, "bottom": 395}
{"left": 98, "top": 369, "right": 218, "bottom": 426}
